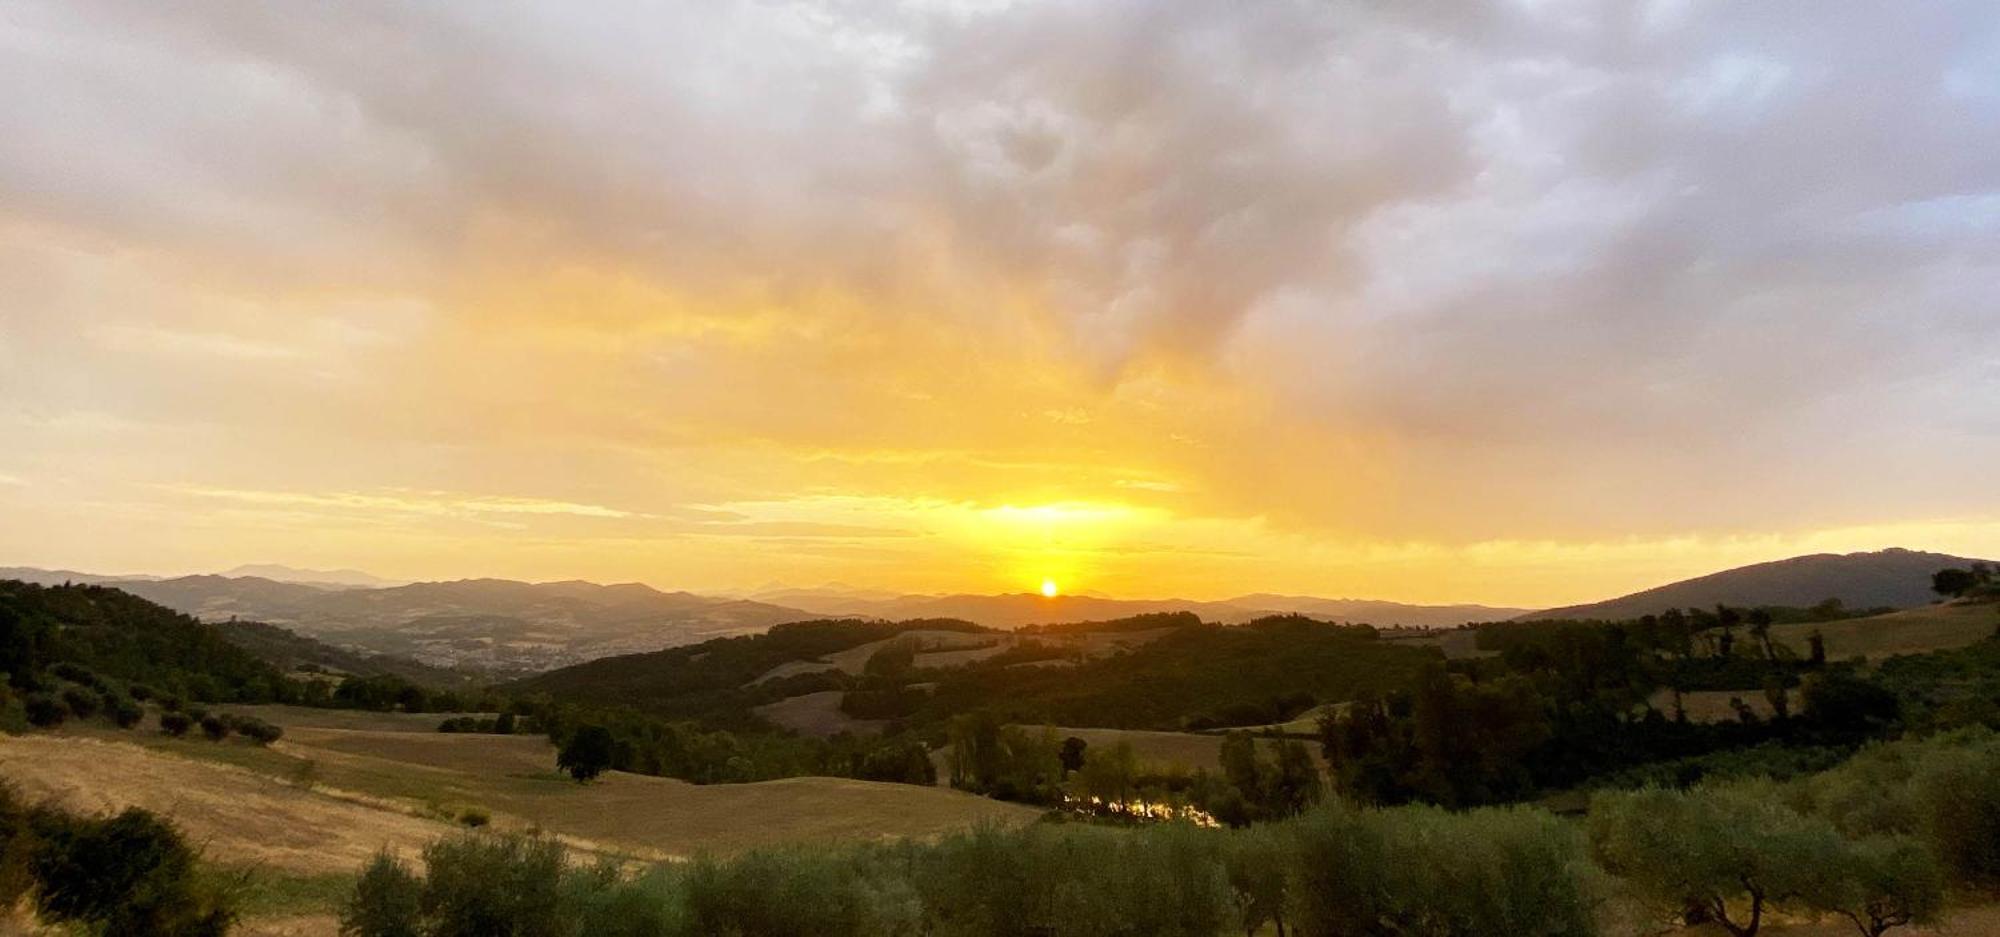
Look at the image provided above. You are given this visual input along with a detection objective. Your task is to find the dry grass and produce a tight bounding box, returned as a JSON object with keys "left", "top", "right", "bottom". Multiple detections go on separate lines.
{"left": 1647, "top": 688, "right": 1794, "bottom": 724}
{"left": 749, "top": 627, "right": 1177, "bottom": 685}
{"left": 0, "top": 733, "right": 457, "bottom": 875}
{"left": 1772, "top": 600, "right": 1998, "bottom": 661}
{"left": 752, "top": 690, "right": 885, "bottom": 738}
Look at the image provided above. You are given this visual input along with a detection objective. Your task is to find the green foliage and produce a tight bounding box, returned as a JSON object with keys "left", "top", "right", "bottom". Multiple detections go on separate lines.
{"left": 27, "top": 806, "right": 236, "bottom": 936}
{"left": 0, "top": 580, "right": 289, "bottom": 704}
{"left": 1932, "top": 568, "right": 1979, "bottom": 598}
{"left": 198, "top": 714, "right": 231, "bottom": 741}
{"left": 23, "top": 692, "right": 66, "bottom": 728}
{"left": 946, "top": 713, "right": 1064, "bottom": 804}
{"left": 1799, "top": 835, "right": 1945, "bottom": 937}
{"left": 511, "top": 617, "right": 990, "bottom": 722}
{"left": 421, "top": 834, "right": 572, "bottom": 937}
{"left": 921, "top": 616, "right": 1429, "bottom": 731}
{"left": 1590, "top": 786, "right": 1848, "bottom": 937}
{"left": 110, "top": 696, "right": 145, "bottom": 728}
{"left": 229, "top": 713, "right": 284, "bottom": 745}
{"left": 557, "top": 724, "right": 615, "bottom": 782}
{"left": 341, "top": 852, "right": 425, "bottom": 937}
{"left": 159, "top": 710, "right": 193, "bottom": 737}
{"left": 861, "top": 636, "right": 920, "bottom": 678}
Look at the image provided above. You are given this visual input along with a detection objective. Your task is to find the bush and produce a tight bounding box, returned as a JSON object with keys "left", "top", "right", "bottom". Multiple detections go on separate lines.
{"left": 159, "top": 711, "right": 193, "bottom": 737}
{"left": 420, "top": 834, "right": 571, "bottom": 937}
{"left": 198, "top": 714, "right": 230, "bottom": 742}
{"left": 228, "top": 715, "right": 283, "bottom": 745}
{"left": 22, "top": 694, "right": 66, "bottom": 728}
{"left": 110, "top": 697, "right": 144, "bottom": 729}
{"left": 341, "top": 851, "right": 424, "bottom": 937}
{"left": 27, "top": 806, "right": 235, "bottom": 935}
{"left": 59, "top": 686, "right": 100, "bottom": 720}
{"left": 457, "top": 808, "right": 490, "bottom": 829}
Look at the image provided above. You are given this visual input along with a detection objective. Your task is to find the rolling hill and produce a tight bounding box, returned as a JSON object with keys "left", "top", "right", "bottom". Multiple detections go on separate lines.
{"left": 1530, "top": 548, "right": 1990, "bottom": 621}
{"left": 0, "top": 571, "right": 819, "bottom": 673}
{"left": 755, "top": 590, "right": 1528, "bottom": 630}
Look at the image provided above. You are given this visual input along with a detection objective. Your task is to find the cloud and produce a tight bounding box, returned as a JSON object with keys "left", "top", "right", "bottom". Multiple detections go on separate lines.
{"left": 1, "top": 1, "right": 1997, "bottom": 597}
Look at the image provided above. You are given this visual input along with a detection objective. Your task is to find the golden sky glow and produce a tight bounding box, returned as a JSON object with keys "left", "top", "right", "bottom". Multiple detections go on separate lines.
{"left": 2, "top": 3, "right": 1998, "bottom": 607}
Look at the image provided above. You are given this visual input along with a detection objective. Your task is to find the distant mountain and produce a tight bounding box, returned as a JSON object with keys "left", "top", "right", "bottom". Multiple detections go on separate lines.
{"left": 1528, "top": 548, "right": 1991, "bottom": 621}
{"left": 1226, "top": 594, "right": 1529, "bottom": 628}
{"left": 209, "top": 618, "right": 478, "bottom": 689}
{"left": 0, "top": 567, "right": 160, "bottom": 586}
{"left": 766, "top": 591, "right": 1528, "bottom": 629}
{"left": 9, "top": 573, "right": 820, "bottom": 673}
{"left": 219, "top": 564, "right": 402, "bottom": 589}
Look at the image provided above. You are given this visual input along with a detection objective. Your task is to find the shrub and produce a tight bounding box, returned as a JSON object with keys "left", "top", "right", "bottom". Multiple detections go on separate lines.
{"left": 27, "top": 806, "right": 235, "bottom": 935}
{"left": 229, "top": 715, "right": 283, "bottom": 745}
{"left": 58, "top": 686, "right": 100, "bottom": 720}
{"left": 23, "top": 693, "right": 66, "bottom": 728}
{"left": 109, "top": 697, "right": 144, "bottom": 729}
{"left": 457, "top": 808, "right": 490, "bottom": 829}
{"left": 198, "top": 714, "right": 231, "bottom": 741}
{"left": 159, "top": 711, "right": 193, "bottom": 737}
{"left": 420, "top": 834, "right": 571, "bottom": 937}
{"left": 341, "top": 851, "right": 424, "bottom": 937}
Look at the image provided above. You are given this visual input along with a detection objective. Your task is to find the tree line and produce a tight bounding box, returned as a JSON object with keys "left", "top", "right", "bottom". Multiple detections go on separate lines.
{"left": 337, "top": 729, "right": 2000, "bottom": 937}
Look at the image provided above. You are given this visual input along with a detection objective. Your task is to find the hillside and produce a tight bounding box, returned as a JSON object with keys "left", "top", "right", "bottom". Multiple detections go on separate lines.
{"left": 767, "top": 590, "right": 1528, "bottom": 629}
{"left": 520, "top": 613, "right": 1440, "bottom": 733}
{"left": 209, "top": 618, "right": 481, "bottom": 688}
{"left": 0, "top": 579, "right": 288, "bottom": 699}
{"left": 74, "top": 574, "right": 818, "bottom": 672}
{"left": 1529, "top": 548, "right": 1989, "bottom": 621}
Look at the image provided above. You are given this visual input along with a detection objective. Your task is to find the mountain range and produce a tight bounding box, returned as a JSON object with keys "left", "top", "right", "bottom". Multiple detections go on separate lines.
{"left": 2, "top": 547, "right": 1983, "bottom": 673}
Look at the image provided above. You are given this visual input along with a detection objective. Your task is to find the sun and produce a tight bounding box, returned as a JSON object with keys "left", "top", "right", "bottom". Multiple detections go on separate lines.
{"left": 1040, "top": 578, "right": 1059, "bottom": 598}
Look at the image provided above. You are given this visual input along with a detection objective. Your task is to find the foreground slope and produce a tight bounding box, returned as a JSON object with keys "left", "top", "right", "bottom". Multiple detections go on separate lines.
{"left": 1531, "top": 548, "right": 1988, "bottom": 621}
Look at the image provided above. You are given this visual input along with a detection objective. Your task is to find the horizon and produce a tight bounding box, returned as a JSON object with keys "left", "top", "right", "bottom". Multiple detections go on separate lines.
{"left": 4, "top": 543, "right": 1986, "bottom": 612}
{"left": 5, "top": 3, "right": 2000, "bottom": 608}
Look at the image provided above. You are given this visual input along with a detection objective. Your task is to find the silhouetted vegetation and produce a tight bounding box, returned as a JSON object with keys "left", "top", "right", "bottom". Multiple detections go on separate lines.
{"left": 0, "top": 784, "right": 235, "bottom": 935}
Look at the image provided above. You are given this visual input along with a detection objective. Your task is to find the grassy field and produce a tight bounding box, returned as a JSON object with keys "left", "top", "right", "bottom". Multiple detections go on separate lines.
{"left": 0, "top": 706, "right": 1040, "bottom": 934}
{"left": 1772, "top": 599, "right": 1998, "bottom": 660}
{"left": 750, "top": 627, "right": 1177, "bottom": 685}
{"left": 752, "top": 689, "right": 886, "bottom": 737}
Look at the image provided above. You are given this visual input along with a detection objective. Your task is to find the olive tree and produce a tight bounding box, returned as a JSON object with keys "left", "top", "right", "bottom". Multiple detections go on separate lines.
{"left": 1589, "top": 786, "right": 1840, "bottom": 937}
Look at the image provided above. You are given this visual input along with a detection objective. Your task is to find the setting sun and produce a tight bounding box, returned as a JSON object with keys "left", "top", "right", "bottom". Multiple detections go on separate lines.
{"left": 1041, "top": 579, "right": 1059, "bottom": 598}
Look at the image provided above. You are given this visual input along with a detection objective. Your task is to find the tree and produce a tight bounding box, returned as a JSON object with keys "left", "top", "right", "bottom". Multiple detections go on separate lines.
{"left": 1223, "top": 828, "right": 1289, "bottom": 937}
{"left": 863, "top": 636, "right": 920, "bottom": 678}
{"left": 1748, "top": 609, "right": 1778, "bottom": 663}
{"left": 1933, "top": 568, "right": 1978, "bottom": 599}
{"left": 494, "top": 711, "right": 517, "bottom": 735}
{"left": 1058, "top": 736, "right": 1087, "bottom": 775}
{"left": 1590, "top": 786, "right": 1842, "bottom": 937}
{"left": 1801, "top": 835, "right": 1944, "bottom": 937}
{"left": 558, "top": 725, "right": 616, "bottom": 783}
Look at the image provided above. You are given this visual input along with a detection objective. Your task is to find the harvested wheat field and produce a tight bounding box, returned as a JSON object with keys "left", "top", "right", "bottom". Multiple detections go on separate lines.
{"left": 753, "top": 689, "right": 887, "bottom": 737}
{"left": 0, "top": 733, "right": 455, "bottom": 875}
{"left": 1772, "top": 600, "right": 1999, "bottom": 660}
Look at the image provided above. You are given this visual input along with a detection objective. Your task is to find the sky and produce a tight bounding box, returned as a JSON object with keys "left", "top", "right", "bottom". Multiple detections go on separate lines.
{"left": 2, "top": 1, "right": 1998, "bottom": 607}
